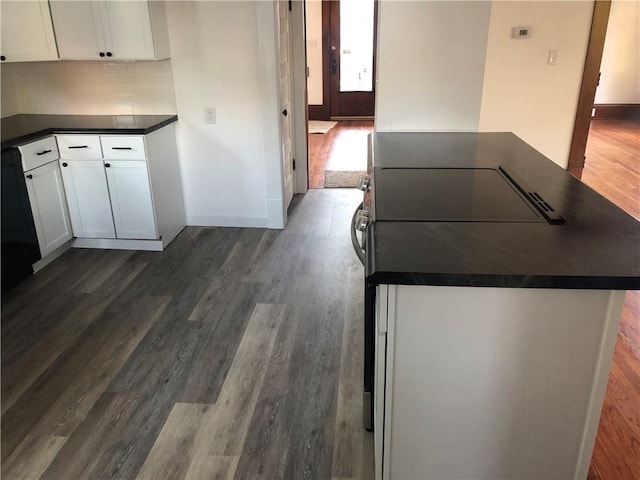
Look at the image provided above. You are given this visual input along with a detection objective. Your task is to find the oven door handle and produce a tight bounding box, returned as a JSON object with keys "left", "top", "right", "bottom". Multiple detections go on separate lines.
{"left": 351, "top": 203, "right": 366, "bottom": 265}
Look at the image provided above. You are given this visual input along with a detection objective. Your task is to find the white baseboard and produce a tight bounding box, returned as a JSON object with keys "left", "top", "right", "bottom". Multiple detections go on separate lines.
{"left": 72, "top": 237, "right": 164, "bottom": 251}
{"left": 186, "top": 214, "right": 269, "bottom": 229}
{"left": 33, "top": 241, "right": 72, "bottom": 273}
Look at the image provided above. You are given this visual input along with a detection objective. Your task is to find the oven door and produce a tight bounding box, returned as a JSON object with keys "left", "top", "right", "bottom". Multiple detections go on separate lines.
{"left": 350, "top": 202, "right": 375, "bottom": 431}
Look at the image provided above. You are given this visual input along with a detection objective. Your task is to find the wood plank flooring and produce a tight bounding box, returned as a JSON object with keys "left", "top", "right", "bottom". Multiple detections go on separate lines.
{"left": 308, "top": 121, "right": 374, "bottom": 189}
{"left": 1, "top": 189, "right": 373, "bottom": 480}
{"left": 583, "top": 119, "right": 640, "bottom": 480}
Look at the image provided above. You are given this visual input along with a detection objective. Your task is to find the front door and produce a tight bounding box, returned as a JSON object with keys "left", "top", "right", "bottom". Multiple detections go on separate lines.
{"left": 328, "top": 0, "right": 377, "bottom": 118}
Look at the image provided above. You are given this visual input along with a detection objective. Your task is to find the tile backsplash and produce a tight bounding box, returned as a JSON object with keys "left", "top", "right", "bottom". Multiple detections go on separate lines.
{"left": 1, "top": 60, "right": 177, "bottom": 117}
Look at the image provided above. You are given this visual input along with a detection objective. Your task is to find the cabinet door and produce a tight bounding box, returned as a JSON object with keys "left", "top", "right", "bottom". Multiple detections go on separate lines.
{"left": 0, "top": 0, "right": 58, "bottom": 62}
{"left": 105, "top": 161, "right": 157, "bottom": 239}
{"left": 25, "top": 161, "right": 73, "bottom": 257}
{"left": 60, "top": 160, "right": 115, "bottom": 239}
{"left": 49, "top": 1, "right": 106, "bottom": 60}
{"left": 101, "top": 1, "right": 156, "bottom": 59}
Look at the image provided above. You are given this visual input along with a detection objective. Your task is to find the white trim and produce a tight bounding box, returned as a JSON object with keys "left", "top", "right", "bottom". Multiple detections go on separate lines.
{"left": 71, "top": 237, "right": 163, "bottom": 251}
{"left": 382, "top": 284, "right": 396, "bottom": 480}
{"left": 575, "top": 290, "right": 627, "bottom": 478}
{"left": 290, "top": 0, "right": 309, "bottom": 194}
{"left": 256, "top": 0, "right": 287, "bottom": 230}
{"left": 266, "top": 198, "right": 285, "bottom": 229}
{"left": 33, "top": 241, "right": 72, "bottom": 273}
{"left": 186, "top": 214, "right": 269, "bottom": 229}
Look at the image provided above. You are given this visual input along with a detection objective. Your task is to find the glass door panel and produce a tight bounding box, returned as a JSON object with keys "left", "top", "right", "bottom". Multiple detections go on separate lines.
{"left": 339, "top": 0, "right": 374, "bottom": 92}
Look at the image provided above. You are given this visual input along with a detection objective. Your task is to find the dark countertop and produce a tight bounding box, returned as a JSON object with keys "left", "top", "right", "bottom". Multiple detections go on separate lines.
{"left": 1, "top": 114, "right": 178, "bottom": 149}
{"left": 365, "top": 132, "right": 640, "bottom": 290}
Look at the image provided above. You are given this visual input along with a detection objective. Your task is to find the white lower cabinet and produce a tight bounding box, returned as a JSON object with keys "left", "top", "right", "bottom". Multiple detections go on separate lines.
{"left": 60, "top": 160, "right": 116, "bottom": 239}
{"left": 105, "top": 160, "right": 157, "bottom": 239}
{"left": 56, "top": 125, "right": 185, "bottom": 251}
{"left": 24, "top": 160, "right": 73, "bottom": 257}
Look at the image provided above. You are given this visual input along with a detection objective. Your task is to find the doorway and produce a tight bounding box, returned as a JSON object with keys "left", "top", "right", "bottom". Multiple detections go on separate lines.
{"left": 568, "top": 0, "right": 639, "bottom": 178}
{"left": 308, "top": 120, "right": 374, "bottom": 188}
{"left": 308, "top": 0, "right": 378, "bottom": 121}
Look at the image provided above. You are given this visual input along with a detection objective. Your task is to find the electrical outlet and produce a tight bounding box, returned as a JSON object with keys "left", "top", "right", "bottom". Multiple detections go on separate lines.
{"left": 205, "top": 107, "right": 216, "bottom": 124}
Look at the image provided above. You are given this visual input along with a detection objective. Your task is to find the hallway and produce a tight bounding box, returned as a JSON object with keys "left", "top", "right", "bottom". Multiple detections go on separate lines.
{"left": 307, "top": 121, "right": 374, "bottom": 189}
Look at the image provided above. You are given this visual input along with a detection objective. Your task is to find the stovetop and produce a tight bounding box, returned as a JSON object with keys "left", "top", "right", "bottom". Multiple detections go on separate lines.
{"left": 373, "top": 167, "right": 544, "bottom": 223}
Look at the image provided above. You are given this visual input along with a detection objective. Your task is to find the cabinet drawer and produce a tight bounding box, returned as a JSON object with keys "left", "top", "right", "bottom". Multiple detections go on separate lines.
{"left": 56, "top": 135, "right": 103, "bottom": 159}
{"left": 18, "top": 137, "right": 59, "bottom": 171}
{"left": 101, "top": 136, "right": 146, "bottom": 159}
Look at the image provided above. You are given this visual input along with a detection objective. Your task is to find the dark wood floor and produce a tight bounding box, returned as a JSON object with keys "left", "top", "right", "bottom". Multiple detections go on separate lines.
{"left": 583, "top": 118, "right": 640, "bottom": 480}
{"left": 1, "top": 189, "right": 373, "bottom": 479}
{"left": 308, "top": 121, "right": 374, "bottom": 189}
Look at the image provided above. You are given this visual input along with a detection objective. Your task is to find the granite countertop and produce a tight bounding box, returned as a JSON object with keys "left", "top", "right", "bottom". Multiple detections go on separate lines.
{"left": 366, "top": 132, "right": 640, "bottom": 290}
{"left": 1, "top": 114, "right": 178, "bottom": 149}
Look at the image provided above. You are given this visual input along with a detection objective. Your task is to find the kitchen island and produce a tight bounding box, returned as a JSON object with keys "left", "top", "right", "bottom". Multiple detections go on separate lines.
{"left": 362, "top": 133, "right": 640, "bottom": 479}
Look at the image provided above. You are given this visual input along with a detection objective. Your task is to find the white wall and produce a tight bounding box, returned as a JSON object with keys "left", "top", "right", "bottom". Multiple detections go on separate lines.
{"left": 375, "top": 1, "right": 492, "bottom": 132}
{"left": 306, "top": 0, "right": 323, "bottom": 105}
{"left": 165, "top": 1, "right": 283, "bottom": 228}
{"left": 478, "top": 1, "right": 593, "bottom": 168}
{"left": 594, "top": 0, "right": 640, "bottom": 104}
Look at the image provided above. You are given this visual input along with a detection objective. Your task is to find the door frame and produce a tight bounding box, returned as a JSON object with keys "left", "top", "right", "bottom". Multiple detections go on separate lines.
{"left": 291, "top": 0, "right": 310, "bottom": 194}
{"left": 308, "top": 0, "right": 378, "bottom": 120}
{"left": 567, "top": 0, "right": 611, "bottom": 178}
{"left": 308, "top": 0, "right": 332, "bottom": 120}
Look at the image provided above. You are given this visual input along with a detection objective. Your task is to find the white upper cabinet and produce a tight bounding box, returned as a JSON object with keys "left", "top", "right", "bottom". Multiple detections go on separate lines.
{"left": 0, "top": 0, "right": 59, "bottom": 62}
{"left": 50, "top": 1, "right": 170, "bottom": 61}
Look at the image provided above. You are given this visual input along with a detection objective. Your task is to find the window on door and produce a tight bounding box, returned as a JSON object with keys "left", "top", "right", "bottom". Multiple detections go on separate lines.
{"left": 339, "top": 0, "right": 374, "bottom": 93}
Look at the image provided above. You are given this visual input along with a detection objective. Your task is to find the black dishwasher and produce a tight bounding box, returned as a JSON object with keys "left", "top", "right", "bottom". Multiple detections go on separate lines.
{"left": 1, "top": 147, "right": 41, "bottom": 293}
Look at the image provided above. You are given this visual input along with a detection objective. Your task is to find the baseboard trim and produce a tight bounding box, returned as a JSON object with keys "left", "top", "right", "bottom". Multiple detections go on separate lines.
{"left": 186, "top": 214, "right": 269, "bottom": 229}
{"left": 71, "top": 237, "right": 164, "bottom": 251}
{"left": 309, "top": 105, "right": 328, "bottom": 121}
{"left": 330, "top": 116, "right": 374, "bottom": 121}
{"left": 33, "top": 241, "right": 72, "bottom": 273}
{"left": 592, "top": 104, "right": 640, "bottom": 120}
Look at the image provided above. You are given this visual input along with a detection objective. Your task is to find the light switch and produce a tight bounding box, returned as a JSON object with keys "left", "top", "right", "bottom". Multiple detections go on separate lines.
{"left": 547, "top": 49, "right": 559, "bottom": 65}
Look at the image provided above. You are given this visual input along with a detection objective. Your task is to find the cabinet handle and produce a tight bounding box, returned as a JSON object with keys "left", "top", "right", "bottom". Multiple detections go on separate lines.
{"left": 68, "top": 145, "right": 88, "bottom": 149}
{"left": 104, "top": 163, "right": 111, "bottom": 168}
{"left": 106, "top": 51, "right": 113, "bottom": 57}
{"left": 36, "top": 149, "right": 52, "bottom": 156}
{"left": 99, "top": 52, "right": 105, "bottom": 57}
{"left": 62, "top": 162, "right": 68, "bottom": 167}
{"left": 26, "top": 174, "right": 33, "bottom": 179}
{"left": 111, "top": 147, "right": 132, "bottom": 150}
{"left": 1, "top": 55, "right": 6, "bottom": 61}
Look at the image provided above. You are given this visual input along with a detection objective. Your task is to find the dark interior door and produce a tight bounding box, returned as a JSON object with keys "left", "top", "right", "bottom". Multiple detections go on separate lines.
{"left": 327, "top": 0, "right": 377, "bottom": 118}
